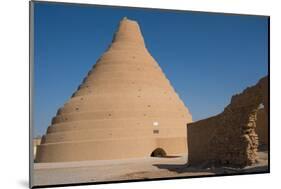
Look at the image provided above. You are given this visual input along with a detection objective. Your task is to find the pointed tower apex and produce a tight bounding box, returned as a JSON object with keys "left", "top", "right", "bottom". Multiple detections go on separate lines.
{"left": 111, "top": 17, "right": 145, "bottom": 47}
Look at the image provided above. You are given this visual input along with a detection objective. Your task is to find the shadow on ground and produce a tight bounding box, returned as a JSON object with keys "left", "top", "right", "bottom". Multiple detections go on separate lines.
{"left": 154, "top": 150, "right": 268, "bottom": 175}
{"left": 159, "top": 155, "right": 181, "bottom": 158}
{"left": 153, "top": 163, "right": 268, "bottom": 175}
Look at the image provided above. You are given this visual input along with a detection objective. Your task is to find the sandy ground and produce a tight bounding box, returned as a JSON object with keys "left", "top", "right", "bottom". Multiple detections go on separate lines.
{"left": 32, "top": 151, "right": 268, "bottom": 187}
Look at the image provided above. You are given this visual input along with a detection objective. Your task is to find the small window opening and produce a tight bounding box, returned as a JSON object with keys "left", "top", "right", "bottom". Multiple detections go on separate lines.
{"left": 153, "top": 129, "right": 159, "bottom": 134}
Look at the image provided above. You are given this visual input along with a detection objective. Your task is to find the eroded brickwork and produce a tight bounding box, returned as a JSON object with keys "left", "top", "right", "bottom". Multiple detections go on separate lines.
{"left": 187, "top": 76, "right": 268, "bottom": 167}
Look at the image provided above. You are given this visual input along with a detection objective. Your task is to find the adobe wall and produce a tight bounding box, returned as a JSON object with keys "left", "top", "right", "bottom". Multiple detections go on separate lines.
{"left": 35, "top": 137, "right": 186, "bottom": 162}
{"left": 187, "top": 76, "right": 268, "bottom": 167}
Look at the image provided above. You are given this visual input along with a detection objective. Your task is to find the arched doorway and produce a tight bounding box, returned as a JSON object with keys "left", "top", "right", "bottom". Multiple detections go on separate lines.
{"left": 255, "top": 103, "right": 268, "bottom": 151}
{"left": 150, "top": 148, "right": 167, "bottom": 157}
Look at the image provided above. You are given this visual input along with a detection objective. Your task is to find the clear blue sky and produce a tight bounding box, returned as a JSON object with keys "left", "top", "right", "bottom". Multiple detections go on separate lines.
{"left": 33, "top": 2, "right": 268, "bottom": 136}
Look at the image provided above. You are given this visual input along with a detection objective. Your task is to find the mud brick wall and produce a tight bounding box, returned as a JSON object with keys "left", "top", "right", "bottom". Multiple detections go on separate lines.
{"left": 187, "top": 76, "right": 268, "bottom": 167}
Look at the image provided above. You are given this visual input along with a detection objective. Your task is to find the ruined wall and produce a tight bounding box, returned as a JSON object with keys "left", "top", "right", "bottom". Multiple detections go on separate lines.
{"left": 187, "top": 76, "right": 268, "bottom": 167}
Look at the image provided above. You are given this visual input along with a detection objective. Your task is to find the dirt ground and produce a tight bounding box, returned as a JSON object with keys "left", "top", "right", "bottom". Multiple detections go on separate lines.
{"left": 32, "top": 151, "right": 268, "bottom": 187}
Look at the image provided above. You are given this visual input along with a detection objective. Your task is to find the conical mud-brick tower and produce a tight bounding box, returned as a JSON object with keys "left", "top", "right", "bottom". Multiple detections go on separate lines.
{"left": 36, "top": 17, "right": 192, "bottom": 162}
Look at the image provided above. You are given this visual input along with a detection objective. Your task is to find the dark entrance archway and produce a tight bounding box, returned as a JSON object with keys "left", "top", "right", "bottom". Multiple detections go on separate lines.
{"left": 150, "top": 148, "right": 167, "bottom": 157}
